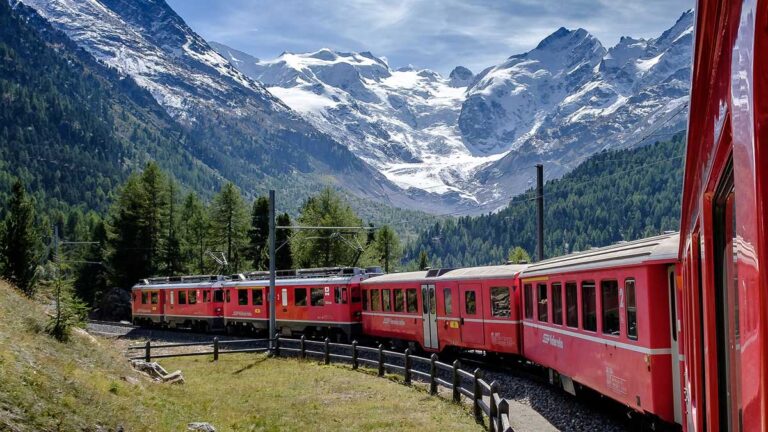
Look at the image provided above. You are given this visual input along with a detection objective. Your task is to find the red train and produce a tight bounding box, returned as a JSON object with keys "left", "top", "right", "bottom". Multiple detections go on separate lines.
{"left": 132, "top": 267, "right": 377, "bottom": 340}
{"left": 130, "top": 0, "right": 768, "bottom": 428}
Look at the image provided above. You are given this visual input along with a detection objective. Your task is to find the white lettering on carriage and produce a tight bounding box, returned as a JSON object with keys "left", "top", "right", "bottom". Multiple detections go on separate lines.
{"left": 232, "top": 311, "right": 252, "bottom": 317}
{"left": 383, "top": 317, "right": 406, "bottom": 326}
{"left": 606, "top": 366, "right": 628, "bottom": 395}
{"left": 542, "top": 333, "right": 564, "bottom": 349}
{"left": 490, "top": 332, "right": 515, "bottom": 347}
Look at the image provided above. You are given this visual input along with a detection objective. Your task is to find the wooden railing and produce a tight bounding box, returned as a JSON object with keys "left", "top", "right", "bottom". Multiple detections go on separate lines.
{"left": 128, "top": 335, "right": 514, "bottom": 432}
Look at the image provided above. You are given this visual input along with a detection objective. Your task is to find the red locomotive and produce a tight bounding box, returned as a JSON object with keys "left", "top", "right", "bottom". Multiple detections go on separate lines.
{"left": 679, "top": 0, "right": 768, "bottom": 430}
{"left": 222, "top": 267, "right": 370, "bottom": 341}
{"left": 132, "top": 275, "right": 227, "bottom": 331}
{"left": 360, "top": 265, "right": 526, "bottom": 354}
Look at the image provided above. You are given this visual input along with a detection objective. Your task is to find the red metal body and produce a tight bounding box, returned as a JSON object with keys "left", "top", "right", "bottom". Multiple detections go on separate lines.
{"left": 680, "top": 1, "right": 768, "bottom": 430}
{"left": 222, "top": 268, "right": 367, "bottom": 340}
{"left": 520, "top": 234, "right": 681, "bottom": 423}
{"left": 131, "top": 275, "right": 226, "bottom": 330}
{"left": 361, "top": 265, "right": 525, "bottom": 354}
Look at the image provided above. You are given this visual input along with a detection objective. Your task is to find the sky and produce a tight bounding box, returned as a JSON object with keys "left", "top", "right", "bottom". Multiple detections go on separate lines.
{"left": 166, "top": 0, "right": 694, "bottom": 75}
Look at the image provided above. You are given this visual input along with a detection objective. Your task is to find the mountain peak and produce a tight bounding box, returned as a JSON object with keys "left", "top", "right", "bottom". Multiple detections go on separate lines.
{"left": 535, "top": 26, "right": 595, "bottom": 51}
{"left": 449, "top": 66, "right": 474, "bottom": 87}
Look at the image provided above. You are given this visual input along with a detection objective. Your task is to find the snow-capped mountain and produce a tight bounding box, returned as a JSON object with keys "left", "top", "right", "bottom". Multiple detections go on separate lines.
{"left": 17, "top": 0, "right": 460, "bottom": 214}
{"left": 215, "top": 10, "right": 692, "bottom": 213}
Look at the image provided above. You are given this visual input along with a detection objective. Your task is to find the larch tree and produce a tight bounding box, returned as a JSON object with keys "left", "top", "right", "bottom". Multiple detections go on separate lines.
{"left": 209, "top": 182, "right": 248, "bottom": 273}
{"left": 372, "top": 225, "right": 401, "bottom": 272}
{"left": 246, "top": 196, "right": 269, "bottom": 270}
{"left": 1, "top": 179, "right": 40, "bottom": 296}
{"left": 180, "top": 192, "right": 209, "bottom": 274}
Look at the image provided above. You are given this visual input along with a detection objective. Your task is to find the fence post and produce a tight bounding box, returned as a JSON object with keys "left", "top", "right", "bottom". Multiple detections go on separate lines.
{"left": 324, "top": 337, "right": 330, "bottom": 365}
{"left": 213, "top": 337, "right": 219, "bottom": 362}
{"left": 452, "top": 360, "right": 461, "bottom": 403}
{"left": 352, "top": 340, "right": 359, "bottom": 370}
{"left": 300, "top": 335, "right": 306, "bottom": 359}
{"left": 497, "top": 399, "right": 509, "bottom": 432}
{"left": 404, "top": 348, "right": 412, "bottom": 385}
{"left": 489, "top": 381, "right": 499, "bottom": 432}
{"left": 274, "top": 333, "right": 281, "bottom": 357}
{"left": 144, "top": 340, "right": 151, "bottom": 362}
{"left": 378, "top": 344, "right": 385, "bottom": 377}
{"left": 429, "top": 353, "right": 438, "bottom": 395}
{"left": 473, "top": 368, "right": 483, "bottom": 424}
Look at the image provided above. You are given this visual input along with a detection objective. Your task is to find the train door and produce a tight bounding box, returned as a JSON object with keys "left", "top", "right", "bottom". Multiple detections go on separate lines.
{"left": 667, "top": 265, "right": 683, "bottom": 425}
{"left": 421, "top": 284, "right": 438, "bottom": 350}
{"left": 212, "top": 283, "right": 225, "bottom": 329}
{"left": 459, "top": 284, "right": 484, "bottom": 345}
{"left": 713, "top": 161, "right": 741, "bottom": 431}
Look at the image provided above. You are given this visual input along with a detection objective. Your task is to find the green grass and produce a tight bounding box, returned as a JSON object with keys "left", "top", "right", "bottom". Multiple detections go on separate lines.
{"left": 0, "top": 281, "right": 481, "bottom": 431}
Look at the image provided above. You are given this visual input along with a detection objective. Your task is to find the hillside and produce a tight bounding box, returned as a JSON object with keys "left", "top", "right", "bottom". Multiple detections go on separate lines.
{"left": 0, "top": 281, "right": 481, "bottom": 431}
{"left": 406, "top": 134, "right": 685, "bottom": 267}
{"left": 0, "top": 0, "right": 220, "bottom": 213}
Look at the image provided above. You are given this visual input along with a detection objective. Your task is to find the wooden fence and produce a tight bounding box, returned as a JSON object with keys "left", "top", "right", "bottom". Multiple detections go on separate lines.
{"left": 128, "top": 336, "right": 514, "bottom": 432}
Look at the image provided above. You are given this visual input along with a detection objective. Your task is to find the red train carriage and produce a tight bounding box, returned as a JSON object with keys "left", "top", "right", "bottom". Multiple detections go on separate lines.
{"left": 131, "top": 275, "right": 227, "bottom": 330}
{"left": 223, "top": 267, "right": 373, "bottom": 341}
{"left": 680, "top": 1, "right": 768, "bottom": 430}
{"left": 519, "top": 233, "right": 682, "bottom": 424}
{"left": 361, "top": 265, "right": 526, "bottom": 354}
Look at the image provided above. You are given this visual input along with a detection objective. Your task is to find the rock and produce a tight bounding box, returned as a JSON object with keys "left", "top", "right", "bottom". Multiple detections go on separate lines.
{"left": 187, "top": 422, "right": 216, "bottom": 432}
{"left": 120, "top": 375, "right": 140, "bottom": 385}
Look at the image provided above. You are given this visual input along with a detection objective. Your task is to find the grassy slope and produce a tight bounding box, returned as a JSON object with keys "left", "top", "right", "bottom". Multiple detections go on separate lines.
{"left": 0, "top": 281, "right": 479, "bottom": 431}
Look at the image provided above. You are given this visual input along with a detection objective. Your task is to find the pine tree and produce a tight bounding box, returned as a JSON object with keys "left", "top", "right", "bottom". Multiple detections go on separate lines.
{"left": 180, "top": 192, "right": 209, "bottom": 274}
{"left": 209, "top": 182, "right": 248, "bottom": 273}
{"left": 163, "top": 178, "right": 182, "bottom": 275}
{"left": 275, "top": 212, "right": 293, "bottom": 270}
{"left": 291, "top": 188, "right": 366, "bottom": 268}
{"left": 108, "top": 174, "right": 150, "bottom": 289}
{"left": 418, "top": 250, "right": 429, "bottom": 271}
{"left": 508, "top": 246, "right": 531, "bottom": 264}
{"left": 74, "top": 220, "right": 109, "bottom": 306}
{"left": 246, "top": 196, "right": 269, "bottom": 270}
{"left": 1, "top": 179, "right": 39, "bottom": 295}
{"left": 140, "top": 162, "right": 168, "bottom": 275}
{"left": 373, "top": 225, "right": 401, "bottom": 272}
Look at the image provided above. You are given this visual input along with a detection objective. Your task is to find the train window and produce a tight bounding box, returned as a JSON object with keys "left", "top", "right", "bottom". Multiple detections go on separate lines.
{"left": 371, "top": 289, "right": 381, "bottom": 311}
{"left": 295, "top": 288, "right": 307, "bottom": 306}
{"left": 351, "top": 287, "right": 361, "bottom": 303}
{"left": 362, "top": 289, "right": 368, "bottom": 311}
{"left": 238, "top": 289, "right": 248, "bottom": 306}
{"left": 406, "top": 289, "right": 418, "bottom": 313}
{"left": 394, "top": 289, "right": 405, "bottom": 313}
{"left": 444, "top": 289, "right": 453, "bottom": 315}
{"left": 178, "top": 290, "right": 187, "bottom": 304}
{"left": 226, "top": 290, "right": 231, "bottom": 303}
{"left": 565, "top": 282, "right": 578, "bottom": 327}
{"left": 214, "top": 289, "right": 224, "bottom": 303}
{"left": 537, "top": 284, "right": 548, "bottom": 322}
{"left": 625, "top": 279, "right": 637, "bottom": 340}
{"left": 310, "top": 288, "right": 325, "bottom": 306}
{"left": 465, "top": 291, "right": 476, "bottom": 315}
{"left": 490, "top": 287, "right": 510, "bottom": 318}
{"left": 581, "top": 282, "right": 596, "bottom": 332}
{"left": 150, "top": 292, "right": 158, "bottom": 305}
{"left": 524, "top": 284, "right": 533, "bottom": 319}
{"left": 552, "top": 283, "right": 563, "bottom": 325}
{"left": 203, "top": 290, "right": 210, "bottom": 303}
{"left": 170, "top": 290, "right": 174, "bottom": 305}
{"left": 334, "top": 287, "right": 348, "bottom": 304}
{"left": 382, "top": 289, "right": 391, "bottom": 311}
{"left": 601, "top": 280, "right": 619, "bottom": 336}
{"left": 141, "top": 292, "right": 148, "bottom": 304}
{"left": 189, "top": 290, "right": 197, "bottom": 305}
{"left": 252, "top": 289, "right": 263, "bottom": 306}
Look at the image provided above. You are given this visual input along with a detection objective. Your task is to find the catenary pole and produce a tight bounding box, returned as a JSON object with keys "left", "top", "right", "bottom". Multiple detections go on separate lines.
{"left": 268, "top": 190, "right": 277, "bottom": 352}
{"left": 536, "top": 164, "right": 545, "bottom": 262}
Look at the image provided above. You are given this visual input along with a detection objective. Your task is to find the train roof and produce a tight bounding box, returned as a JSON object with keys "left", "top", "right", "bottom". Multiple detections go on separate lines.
{"left": 434, "top": 264, "right": 528, "bottom": 280}
{"left": 521, "top": 232, "right": 679, "bottom": 278}
{"left": 361, "top": 271, "right": 429, "bottom": 284}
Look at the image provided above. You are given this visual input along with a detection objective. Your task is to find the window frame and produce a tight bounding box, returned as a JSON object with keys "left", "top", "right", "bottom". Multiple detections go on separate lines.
{"left": 178, "top": 290, "right": 187, "bottom": 305}
{"left": 310, "top": 287, "right": 325, "bottom": 306}
{"left": 464, "top": 290, "right": 477, "bottom": 315}
{"left": 362, "top": 289, "right": 368, "bottom": 311}
{"left": 371, "top": 289, "right": 381, "bottom": 311}
{"left": 238, "top": 289, "right": 249, "bottom": 306}
{"left": 406, "top": 288, "right": 418, "bottom": 313}
{"left": 524, "top": 284, "right": 533, "bottom": 319}
{"left": 295, "top": 288, "right": 308, "bottom": 307}
{"left": 252, "top": 288, "right": 264, "bottom": 306}
{"left": 490, "top": 286, "right": 511, "bottom": 318}
{"left": 150, "top": 291, "right": 158, "bottom": 305}
{"left": 382, "top": 289, "right": 392, "bottom": 312}
{"left": 565, "top": 282, "right": 578, "bottom": 328}
{"left": 581, "top": 281, "right": 596, "bottom": 332}
{"left": 188, "top": 290, "right": 197, "bottom": 305}
{"left": 537, "top": 283, "right": 549, "bottom": 322}
{"left": 443, "top": 288, "right": 453, "bottom": 316}
{"left": 601, "top": 280, "right": 620, "bottom": 337}
{"left": 394, "top": 289, "right": 405, "bottom": 313}
{"left": 551, "top": 283, "right": 563, "bottom": 325}
{"left": 625, "top": 278, "right": 638, "bottom": 340}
